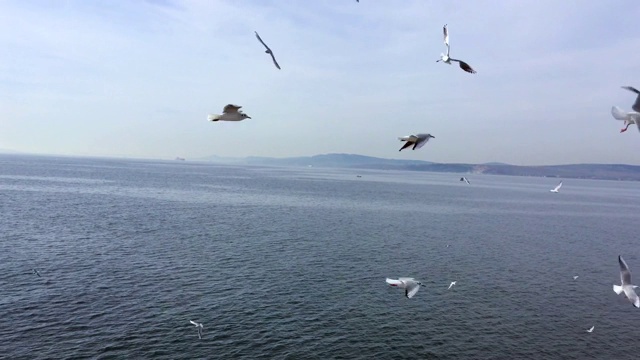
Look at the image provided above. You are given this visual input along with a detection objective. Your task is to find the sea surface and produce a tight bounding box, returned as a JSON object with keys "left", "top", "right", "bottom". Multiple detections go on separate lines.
{"left": 1, "top": 154, "right": 640, "bottom": 359}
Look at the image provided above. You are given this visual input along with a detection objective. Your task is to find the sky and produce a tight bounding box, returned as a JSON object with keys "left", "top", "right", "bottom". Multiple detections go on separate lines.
{"left": 2, "top": 0, "right": 640, "bottom": 165}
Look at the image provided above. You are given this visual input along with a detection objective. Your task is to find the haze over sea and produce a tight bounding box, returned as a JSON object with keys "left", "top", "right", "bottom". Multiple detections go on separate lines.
{"left": 2, "top": 154, "right": 640, "bottom": 359}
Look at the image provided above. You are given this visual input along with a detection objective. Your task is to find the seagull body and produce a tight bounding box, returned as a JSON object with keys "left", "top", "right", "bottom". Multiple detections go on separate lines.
{"left": 460, "top": 177, "right": 470, "bottom": 184}
{"left": 448, "top": 281, "right": 456, "bottom": 290}
{"left": 33, "top": 269, "right": 41, "bottom": 277}
{"left": 208, "top": 104, "right": 251, "bottom": 122}
{"left": 254, "top": 31, "right": 281, "bottom": 70}
{"left": 587, "top": 326, "right": 594, "bottom": 333}
{"left": 190, "top": 320, "right": 204, "bottom": 339}
{"left": 436, "top": 24, "right": 476, "bottom": 74}
{"left": 398, "top": 133, "right": 435, "bottom": 151}
{"left": 611, "top": 106, "right": 640, "bottom": 133}
{"left": 550, "top": 181, "right": 562, "bottom": 193}
{"left": 386, "top": 277, "right": 425, "bottom": 298}
{"left": 613, "top": 255, "right": 640, "bottom": 308}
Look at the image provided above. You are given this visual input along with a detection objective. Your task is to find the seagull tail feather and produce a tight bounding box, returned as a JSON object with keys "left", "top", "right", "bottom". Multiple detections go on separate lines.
{"left": 613, "top": 285, "right": 624, "bottom": 295}
{"left": 611, "top": 106, "right": 629, "bottom": 120}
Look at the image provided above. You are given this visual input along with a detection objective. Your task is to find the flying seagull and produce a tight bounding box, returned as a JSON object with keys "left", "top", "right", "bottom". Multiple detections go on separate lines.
{"left": 448, "top": 281, "right": 457, "bottom": 290}
{"left": 611, "top": 87, "right": 640, "bottom": 133}
{"left": 190, "top": 320, "right": 204, "bottom": 339}
{"left": 32, "top": 269, "right": 41, "bottom": 277}
{"left": 398, "top": 133, "right": 435, "bottom": 151}
{"left": 436, "top": 24, "right": 476, "bottom": 74}
{"left": 460, "top": 177, "right": 470, "bottom": 184}
{"left": 586, "top": 326, "right": 594, "bottom": 333}
{"left": 573, "top": 275, "right": 579, "bottom": 280}
{"left": 254, "top": 31, "right": 281, "bottom": 70}
{"left": 549, "top": 181, "right": 562, "bottom": 193}
{"left": 208, "top": 104, "right": 251, "bottom": 122}
{"left": 613, "top": 255, "right": 640, "bottom": 308}
{"left": 386, "top": 277, "right": 425, "bottom": 299}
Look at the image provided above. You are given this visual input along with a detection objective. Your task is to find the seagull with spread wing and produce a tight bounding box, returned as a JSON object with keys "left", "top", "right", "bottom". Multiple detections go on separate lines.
{"left": 254, "top": 31, "right": 281, "bottom": 70}
{"left": 436, "top": 24, "right": 476, "bottom": 74}
{"left": 208, "top": 104, "right": 251, "bottom": 122}
{"left": 398, "top": 133, "right": 435, "bottom": 151}
{"left": 613, "top": 256, "right": 640, "bottom": 308}
{"left": 189, "top": 320, "right": 204, "bottom": 339}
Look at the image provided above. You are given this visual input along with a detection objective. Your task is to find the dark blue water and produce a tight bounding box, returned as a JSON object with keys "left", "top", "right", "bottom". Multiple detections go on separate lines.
{"left": 1, "top": 154, "right": 640, "bottom": 359}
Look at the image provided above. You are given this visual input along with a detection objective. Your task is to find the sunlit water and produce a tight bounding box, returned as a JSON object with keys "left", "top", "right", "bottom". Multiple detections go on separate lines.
{"left": 1, "top": 154, "right": 640, "bottom": 359}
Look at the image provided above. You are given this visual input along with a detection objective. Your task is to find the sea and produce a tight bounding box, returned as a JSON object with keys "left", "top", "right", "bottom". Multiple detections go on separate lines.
{"left": 1, "top": 154, "right": 640, "bottom": 360}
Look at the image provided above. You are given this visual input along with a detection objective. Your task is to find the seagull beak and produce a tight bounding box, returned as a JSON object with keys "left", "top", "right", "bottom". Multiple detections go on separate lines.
{"left": 246, "top": 116, "right": 252, "bottom": 119}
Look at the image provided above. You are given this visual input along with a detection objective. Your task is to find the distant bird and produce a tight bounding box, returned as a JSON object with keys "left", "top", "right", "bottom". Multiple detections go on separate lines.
{"left": 448, "top": 281, "right": 457, "bottom": 290}
{"left": 549, "top": 181, "right": 562, "bottom": 193}
{"left": 398, "top": 133, "right": 435, "bottom": 151}
{"left": 32, "top": 269, "right": 41, "bottom": 277}
{"left": 436, "top": 24, "right": 476, "bottom": 74}
{"left": 208, "top": 104, "right": 251, "bottom": 122}
{"left": 386, "top": 277, "right": 425, "bottom": 299}
{"left": 573, "top": 275, "right": 579, "bottom": 280}
{"left": 254, "top": 31, "right": 281, "bottom": 70}
{"left": 190, "top": 320, "right": 204, "bottom": 339}
{"left": 460, "top": 177, "right": 470, "bottom": 184}
{"left": 613, "top": 255, "right": 640, "bottom": 308}
{"left": 587, "top": 326, "right": 594, "bottom": 333}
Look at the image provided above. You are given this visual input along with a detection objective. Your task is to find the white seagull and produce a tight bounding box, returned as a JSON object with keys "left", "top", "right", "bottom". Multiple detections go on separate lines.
{"left": 398, "top": 133, "right": 435, "bottom": 151}
{"left": 611, "top": 86, "right": 640, "bottom": 133}
{"left": 32, "top": 269, "right": 41, "bottom": 277}
{"left": 460, "top": 177, "right": 470, "bottom": 184}
{"left": 436, "top": 24, "right": 476, "bottom": 74}
{"left": 573, "top": 275, "right": 579, "bottom": 280}
{"left": 448, "top": 281, "right": 456, "bottom": 290}
{"left": 586, "top": 326, "right": 594, "bottom": 333}
{"left": 386, "top": 277, "right": 425, "bottom": 299}
{"left": 549, "top": 181, "right": 562, "bottom": 193}
{"left": 208, "top": 104, "right": 252, "bottom": 122}
{"left": 613, "top": 255, "right": 640, "bottom": 308}
{"left": 190, "top": 320, "right": 204, "bottom": 339}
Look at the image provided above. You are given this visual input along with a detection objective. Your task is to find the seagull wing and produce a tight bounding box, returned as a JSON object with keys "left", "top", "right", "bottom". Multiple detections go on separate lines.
{"left": 254, "top": 31, "right": 271, "bottom": 51}
{"left": 405, "top": 281, "right": 420, "bottom": 298}
{"left": 269, "top": 52, "right": 281, "bottom": 70}
{"left": 450, "top": 59, "right": 476, "bottom": 74}
{"left": 223, "top": 104, "right": 241, "bottom": 114}
{"left": 412, "top": 134, "right": 432, "bottom": 150}
{"left": 619, "top": 256, "right": 633, "bottom": 285}
{"left": 443, "top": 24, "right": 449, "bottom": 47}
{"left": 553, "top": 181, "right": 562, "bottom": 191}
{"left": 190, "top": 320, "right": 199, "bottom": 327}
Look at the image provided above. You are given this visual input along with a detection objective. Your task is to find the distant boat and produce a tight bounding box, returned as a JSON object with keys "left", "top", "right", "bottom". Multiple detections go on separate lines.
{"left": 175, "top": 157, "right": 186, "bottom": 161}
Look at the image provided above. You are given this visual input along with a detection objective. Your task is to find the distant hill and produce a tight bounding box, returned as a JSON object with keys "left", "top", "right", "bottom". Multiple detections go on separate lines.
{"left": 201, "top": 153, "right": 640, "bottom": 181}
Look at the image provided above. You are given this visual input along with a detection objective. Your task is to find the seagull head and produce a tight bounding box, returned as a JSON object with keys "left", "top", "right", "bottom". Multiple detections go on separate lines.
{"left": 241, "top": 113, "right": 252, "bottom": 120}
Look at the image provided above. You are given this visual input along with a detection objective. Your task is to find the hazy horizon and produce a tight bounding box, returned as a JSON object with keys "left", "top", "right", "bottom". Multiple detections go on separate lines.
{"left": 2, "top": 0, "right": 640, "bottom": 165}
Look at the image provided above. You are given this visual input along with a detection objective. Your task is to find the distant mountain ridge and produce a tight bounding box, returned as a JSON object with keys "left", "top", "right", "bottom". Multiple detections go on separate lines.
{"left": 201, "top": 153, "right": 640, "bottom": 181}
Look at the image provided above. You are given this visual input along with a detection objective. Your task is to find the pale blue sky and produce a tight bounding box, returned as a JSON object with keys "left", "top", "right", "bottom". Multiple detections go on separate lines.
{"left": 2, "top": 0, "right": 640, "bottom": 165}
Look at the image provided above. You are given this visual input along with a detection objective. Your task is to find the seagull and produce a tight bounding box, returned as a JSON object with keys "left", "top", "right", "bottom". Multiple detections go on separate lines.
{"left": 460, "top": 177, "right": 470, "bottom": 184}
{"left": 586, "top": 326, "right": 594, "bottom": 333}
{"left": 436, "top": 24, "right": 476, "bottom": 74}
{"left": 613, "top": 255, "right": 640, "bottom": 308}
{"left": 208, "top": 104, "right": 251, "bottom": 122}
{"left": 386, "top": 277, "right": 425, "bottom": 299}
{"left": 190, "top": 320, "right": 204, "bottom": 339}
{"left": 398, "top": 133, "right": 435, "bottom": 151}
{"left": 254, "top": 31, "right": 281, "bottom": 70}
{"left": 573, "top": 275, "right": 579, "bottom": 280}
{"left": 549, "top": 181, "right": 562, "bottom": 193}
{"left": 448, "top": 281, "right": 456, "bottom": 290}
{"left": 32, "top": 269, "right": 41, "bottom": 277}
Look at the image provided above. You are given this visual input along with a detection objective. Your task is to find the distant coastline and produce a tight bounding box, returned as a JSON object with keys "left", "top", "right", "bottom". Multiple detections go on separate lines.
{"left": 200, "top": 153, "right": 640, "bottom": 182}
